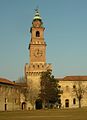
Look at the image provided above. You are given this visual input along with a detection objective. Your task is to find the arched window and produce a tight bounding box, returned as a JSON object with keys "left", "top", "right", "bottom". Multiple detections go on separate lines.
{"left": 33, "top": 65, "right": 35, "bottom": 68}
{"left": 65, "top": 99, "right": 69, "bottom": 107}
{"left": 36, "top": 31, "right": 40, "bottom": 37}
{"left": 73, "top": 98, "right": 76, "bottom": 104}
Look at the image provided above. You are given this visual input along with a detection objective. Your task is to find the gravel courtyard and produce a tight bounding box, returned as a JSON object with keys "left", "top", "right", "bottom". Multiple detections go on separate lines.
{"left": 0, "top": 108, "right": 87, "bottom": 120}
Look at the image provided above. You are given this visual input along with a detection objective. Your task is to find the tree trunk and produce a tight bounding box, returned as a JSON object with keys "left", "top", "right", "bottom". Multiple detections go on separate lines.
{"left": 79, "top": 99, "right": 81, "bottom": 108}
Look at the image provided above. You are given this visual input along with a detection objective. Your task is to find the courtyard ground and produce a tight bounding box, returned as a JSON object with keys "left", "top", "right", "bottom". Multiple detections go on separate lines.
{"left": 0, "top": 108, "right": 87, "bottom": 120}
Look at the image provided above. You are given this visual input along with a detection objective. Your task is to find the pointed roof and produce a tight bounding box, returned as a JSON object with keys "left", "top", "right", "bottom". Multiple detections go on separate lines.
{"left": 33, "top": 8, "right": 42, "bottom": 21}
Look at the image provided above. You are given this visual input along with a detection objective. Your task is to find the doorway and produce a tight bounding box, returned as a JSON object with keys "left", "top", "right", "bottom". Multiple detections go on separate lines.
{"left": 5, "top": 104, "right": 7, "bottom": 111}
{"left": 22, "top": 102, "right": 26, "bottom": 110}
{"left": 35, "top": 99, "right": 42, "bottom": 109}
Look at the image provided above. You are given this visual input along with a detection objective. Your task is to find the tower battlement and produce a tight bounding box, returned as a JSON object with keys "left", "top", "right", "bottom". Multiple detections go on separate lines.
{"left": 25, "top": 63, "right": 52, "bottom": 74}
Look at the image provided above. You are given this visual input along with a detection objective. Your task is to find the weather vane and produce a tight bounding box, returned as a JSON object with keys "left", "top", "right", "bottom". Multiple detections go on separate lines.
{"left": 35, "top": 6, "right": 39, "bottom": 13}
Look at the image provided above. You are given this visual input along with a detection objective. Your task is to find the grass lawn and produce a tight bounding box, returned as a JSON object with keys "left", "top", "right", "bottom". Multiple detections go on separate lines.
{"left": 0, "top": 108, "right": 87, "bottom": 120}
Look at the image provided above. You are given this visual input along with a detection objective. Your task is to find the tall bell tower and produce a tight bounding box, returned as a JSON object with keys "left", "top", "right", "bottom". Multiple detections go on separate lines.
{"left": 29, "top": 9, "right": 46, "bottom": 64}
{"left": 25, "top": 9, "right": 52, "bottom": 101}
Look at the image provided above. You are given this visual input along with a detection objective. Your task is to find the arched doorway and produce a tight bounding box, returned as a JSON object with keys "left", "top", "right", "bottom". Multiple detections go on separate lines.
{"left": 5, "top": 104, "right": 7, "bottom": 111}
{"left": 35, "top": 99, "right": 42, "bottom": 109}
{"left": 65, "top": 99, "right": 69, "bottom": 107}
{"left": 22, "top": 102, "right": 26, "bottom": 110}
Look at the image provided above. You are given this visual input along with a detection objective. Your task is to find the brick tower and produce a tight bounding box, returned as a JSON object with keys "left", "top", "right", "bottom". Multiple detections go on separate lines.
{"left": 25, "top": 9, "right": 52, "bottom": 103}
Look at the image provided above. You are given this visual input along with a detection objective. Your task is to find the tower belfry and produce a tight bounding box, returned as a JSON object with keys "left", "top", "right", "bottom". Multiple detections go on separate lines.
{"left": 29, "top": 9, "right": 46, "bottom": 64}
{"left": 25, "top": 9, "right": 52, "bottom": 102}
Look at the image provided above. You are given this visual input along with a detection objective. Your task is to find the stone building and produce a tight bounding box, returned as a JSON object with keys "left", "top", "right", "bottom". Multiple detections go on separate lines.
{"left": 58, "top": 76, "right": 87, "bottom": 108}
{"left": 0, "top": 78, "right": 26, "bottom": 111}
{"left": 24, "top": 9, "right": 52, "bottom": 108}
{"left": 24, "top": 9, "right": 87, "bottom": 109}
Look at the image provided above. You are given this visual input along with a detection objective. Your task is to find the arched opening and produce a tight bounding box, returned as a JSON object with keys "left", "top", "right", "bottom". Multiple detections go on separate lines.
{"left": 35, "top": 99, "right": 42, "bottom": 109}
{"left": 22, "top": 102, "right": 26, "bottom": 110}
{"left": 5, "top": 104, "right": 7, "bottom": 111}
{"left": 73, "top": 98, "right": 76, "bottom": 105}
{"left": 36, "top": 31, "right": 40, "bottom": 37}
{"left": 65, "top": 99, "right": 69, "bottom": 107}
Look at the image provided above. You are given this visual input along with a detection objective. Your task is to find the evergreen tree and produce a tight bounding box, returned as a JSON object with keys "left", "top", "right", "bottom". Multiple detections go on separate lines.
{"left": 39, "top": 69, "right": 60, "bottom": 108}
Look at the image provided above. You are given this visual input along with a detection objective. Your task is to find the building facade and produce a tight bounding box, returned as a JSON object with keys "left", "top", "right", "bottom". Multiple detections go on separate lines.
{"left": 58, "top": 76, "right": 87, "bottom": 108}
{"left": 0, "top": 78, "right": 26, "bottom": 111}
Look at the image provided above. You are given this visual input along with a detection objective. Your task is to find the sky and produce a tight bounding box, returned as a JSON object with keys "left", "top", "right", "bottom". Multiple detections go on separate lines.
{"left": 0, "top": 0, "right": 87, "bottom": 81}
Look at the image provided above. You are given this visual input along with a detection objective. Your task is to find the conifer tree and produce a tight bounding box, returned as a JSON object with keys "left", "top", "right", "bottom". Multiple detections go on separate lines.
{"left": 39, "top": 69, "right": 60, "bottom": 108}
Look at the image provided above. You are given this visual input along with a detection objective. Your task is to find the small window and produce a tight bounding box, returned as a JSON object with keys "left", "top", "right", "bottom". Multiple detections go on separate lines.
{"left": 33, "top": 65, "right": 35, "bottom": 68}
{"left": 58, "top": 85, "right": 61, "bottom": 88}
{"left": 73, "top": 98, "right": 76, "bottom": 104}
{"left": 36, "top": 31, "right": 40, "bottom": 37}
{"left": 5, "top": 98, "right": 7, "bottom": 103}
{"left": 73, "top": 85, "right": 76, "bottom": 89}
{"left": 65, "top": 99, "right": 69, "bottom": 107}
{"left": 42, "top": 65, "right": 44, "bottom": 68}
{"left": 15, "top": 99, "right": 17, "bottom": 103}
{"left": 65, "top": 85, "right": 69, "bottom": 91}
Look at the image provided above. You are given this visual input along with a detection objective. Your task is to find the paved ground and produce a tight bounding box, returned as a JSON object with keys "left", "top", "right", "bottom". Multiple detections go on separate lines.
{"left": 0, "top": 108, "right": 87, "bottom": 120}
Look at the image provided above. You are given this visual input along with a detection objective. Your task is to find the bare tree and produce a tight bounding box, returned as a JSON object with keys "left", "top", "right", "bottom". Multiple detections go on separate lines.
{"left": 27, "top": 79, "right": 39, "bottom": 106}
{"left": 17, "top": 77, "right": 38, "bottom": 107}
{"left": 16, "top": 77, "right": 30, "bottom": 102}
{"left": 73, "top": 81, "right": 87, "bottom": 108}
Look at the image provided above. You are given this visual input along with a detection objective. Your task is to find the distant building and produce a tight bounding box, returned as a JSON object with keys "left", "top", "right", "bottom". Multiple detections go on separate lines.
{"left": 58, "top": 76, "right": 87, "bottom": 108}
{"left": 0, "top": 78, "right": 26, "bottom": 111}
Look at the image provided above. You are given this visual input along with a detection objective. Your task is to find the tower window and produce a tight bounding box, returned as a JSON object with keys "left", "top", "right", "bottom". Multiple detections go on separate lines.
{"left": 33, "top": 65, "right": 35, "bottom": 68}
{"left": 36, "top": 31, "right": 40, "bottom": 37}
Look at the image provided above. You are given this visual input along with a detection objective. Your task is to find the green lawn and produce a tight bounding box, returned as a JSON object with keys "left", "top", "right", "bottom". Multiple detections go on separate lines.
{"left": 0, "top": 108, "right": 87, "bottom": 120}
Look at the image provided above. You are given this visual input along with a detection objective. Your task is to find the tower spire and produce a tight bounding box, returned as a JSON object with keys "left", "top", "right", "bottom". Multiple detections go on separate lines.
{"left": 33, "top": 8, "right": 42, "bottom": 21}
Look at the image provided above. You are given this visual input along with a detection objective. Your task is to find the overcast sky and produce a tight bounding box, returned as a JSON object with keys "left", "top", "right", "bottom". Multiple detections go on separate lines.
{"left": 0, "top": 0, "right": 87, "bottom": 81}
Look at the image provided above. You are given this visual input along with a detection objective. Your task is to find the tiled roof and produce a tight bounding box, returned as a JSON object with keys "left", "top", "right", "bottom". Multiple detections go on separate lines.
{"left": 56, "top": 76, "right": 87, "bottom": 81}
{"left": 15, "top": 82, "right": 27, "bottom": 87}
{"left": 63, "top": 76, "right": 87, "bottom": 81}
{"left": 0, "top": 78, "right": 14, "bottom": 85}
